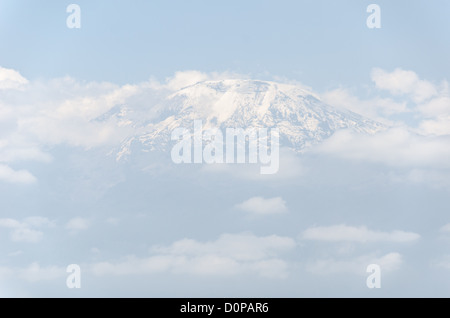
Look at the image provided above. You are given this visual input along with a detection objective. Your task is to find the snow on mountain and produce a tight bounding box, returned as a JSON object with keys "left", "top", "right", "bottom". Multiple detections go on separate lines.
{"left": 113, "top": 79, "right": 384, "bottom": 160}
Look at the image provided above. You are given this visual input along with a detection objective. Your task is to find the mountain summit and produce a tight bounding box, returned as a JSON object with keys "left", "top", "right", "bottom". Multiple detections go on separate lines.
{"left": 115, "top": 79, "right": 383, "bottom": 160}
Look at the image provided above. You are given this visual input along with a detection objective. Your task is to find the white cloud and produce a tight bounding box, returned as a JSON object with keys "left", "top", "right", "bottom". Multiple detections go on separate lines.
{"left": 201, "top": 147, "right": 304, "bottom": 181}
{"left": 153, "top": 233, "right": 295, "bottom": 260}
{"left": 417, "top": 96, "right": 450, "bottom": 118}
{"left": 416, "top": 93, "right": 450, "bottom": 137}
{"left": 310, "top": 87, "right": 450, "bottom": 188}
{"left": 371, "top": 68, "right": 437, "bottom": 103}
{"left": 21, "top": 116, "right": 131, "bottom": 148}
{"left": 312, "top": 69, "right": 450, "bottom": 190}
{"left": 164, "top": 71, "right": 210, "bottom": 91}
{"left": 16, "top": 82, "right": 138, "bottom": 149}
{"left": 306, "top": 252, "right": 403, "bottom": 275}
{"left": 0, "top": 262, "right": 65, "bottom": 286}
{"left": 18, "top": 262, "right": 65, "bottom": 283}
{"left": 1, "top": 65, "right": 448, "bottom": 190}
{"left": 0, "top": 67, "right": 248, "bottom": 187}
{"left": 324, "top": 69, "right": 450, "bottom": 141}
{"left": 235, "top": 196, "right": 287, "bottom": 215}
{"left": 66, "top": 218, "right": 91, "bottom": 234}
{"left": 314, "top": 127, "right": 450, "bottom": 169}
{"left": 0, "top": 217, "right": 54, "bottom": 243}
{"left": 324, "top": 69, "right": 450, "bottom": 143}
{"left": 372, "top": 68, "right": 419, "bottom": 95}
{"left": 302, "top": 225, "right": 420, "bottom": 243}
{"left": 23, "top": 217, "right": 54, "bottom": 228}
{"left": 419, "top": 115, "right": 450, "bottom": 136}
{"left": 10, "top": 227, "right": 43, "bottom": 243}
{"left": 0, "top": 144, "right": 52, "bottom": 164}
{"left": 322, "top": 88, "right": 408, "bottom": 120}
{"left": 0, "top": 72, "right": 139, "bottom": 162}
{"left": 159, "top": 70, "right": 246, "bottom": 91}
{"left": 0, "top": 67, "right": 28, "bottom": 90}
{"left": 91, "top": 233, "right": 295, "bottom": 278}
{"left": 0, "top": 164, "right": 36, "bottom": 184}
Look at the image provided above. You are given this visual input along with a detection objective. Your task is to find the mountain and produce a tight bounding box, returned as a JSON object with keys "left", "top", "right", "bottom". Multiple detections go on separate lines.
{"left": 113, "top": 79, "right": 384, "bottom": 160}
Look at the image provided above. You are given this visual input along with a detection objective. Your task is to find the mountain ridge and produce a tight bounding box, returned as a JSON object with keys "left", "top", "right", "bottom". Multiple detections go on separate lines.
{"left": 111, "top": 79, "right": 384, "bottom": 161}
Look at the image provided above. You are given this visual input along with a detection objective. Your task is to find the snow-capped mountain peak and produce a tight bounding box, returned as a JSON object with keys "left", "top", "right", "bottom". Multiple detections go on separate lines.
{"left": 114, "top": 79, "right": 384, "bottom": 160}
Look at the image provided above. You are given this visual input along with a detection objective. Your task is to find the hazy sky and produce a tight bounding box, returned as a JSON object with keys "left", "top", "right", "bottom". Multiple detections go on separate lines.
{"left": 1, "top": 1, "right": 450, "bottom": 298}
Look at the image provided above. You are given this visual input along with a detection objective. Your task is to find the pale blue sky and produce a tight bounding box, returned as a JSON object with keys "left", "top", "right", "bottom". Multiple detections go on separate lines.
{"left": 1, "top": 0, "right": 450, "bottom": 298}
{"left": 0, "top": 0, "right": 449, "bottom": 89}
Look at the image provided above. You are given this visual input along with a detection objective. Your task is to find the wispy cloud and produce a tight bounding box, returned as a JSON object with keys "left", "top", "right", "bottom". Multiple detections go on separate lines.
{"left": 0, "top": 217, "right": 54, "bottom": 243}
{"left": 235, "top": 196, "right": 287, "bottom": 215}
{"left": 306, "top": 252, "right": 403, "bottom": 275}
{"left": 371, "top": 68, "right": 437, "bottom": 103}
{"left": 91, "top": 233, "right": 295, "bottom": 279}
{"left": 314, "top": 127, "right": 450, "bottom": 169}
{"left": 0, "top": 67, "right": 251, "bottom": 186}
{"left": 322, "top": 68, "right": 450, "bottom": 177}
{"left": 0, "top": 164, "right": 36, "bottom": 184}
{"left": 302, "top": 225, "right": 420, "bottom": 243}
{"left": 322, "top": 88, "right": 408, "bottom": 121}
{"left": 0, "top": 67, "right": 28, "bottom": 90}
{"left": 65, "top": 218, "right": 91, "bottom": 234}
{"left": 0, "top": 262, "right": 65, "bottom": 283}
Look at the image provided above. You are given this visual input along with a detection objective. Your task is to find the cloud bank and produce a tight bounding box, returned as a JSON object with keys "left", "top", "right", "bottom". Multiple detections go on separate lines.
{"left": 303, "top": 225, "right": 420, "bottom": 243}
{"left": 92, "top": 233, "right": 295, "bottom": 279}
